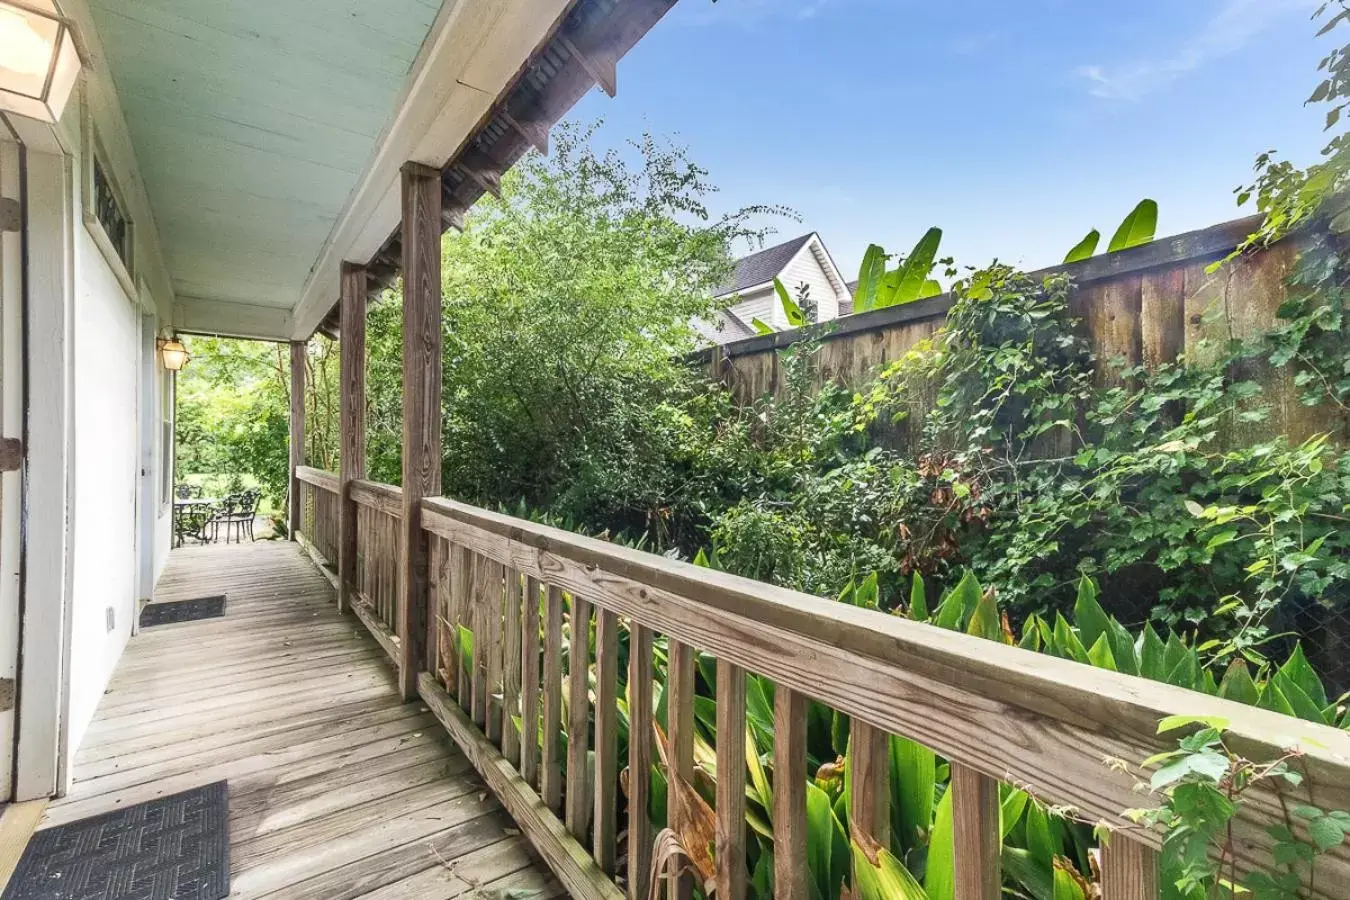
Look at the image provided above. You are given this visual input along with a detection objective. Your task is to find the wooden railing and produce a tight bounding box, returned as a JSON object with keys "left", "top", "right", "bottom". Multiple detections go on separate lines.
{"left": 290, "top": 469, "right": 1350, "bottom": 900}
{"left": 295, "top": 466, "right": 339, "bottom": 572}
{"left": 349, "top": 479, "right": 403, "bottom": 663}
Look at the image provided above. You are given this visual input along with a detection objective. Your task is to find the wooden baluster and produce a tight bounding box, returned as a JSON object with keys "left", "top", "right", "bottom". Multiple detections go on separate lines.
{"left": 425, "top": 538, "right": 442, "bottom": 679}
{"left": 951, "top": 763, "right": 1001, "bottom": 900}
{"left": 1100, "top": 835, "right": 1159, "bottom": 900}
{"left": 850, "top": 721, "right": 891, "bottom": 847}
{"left": 565, "top": 595, "right": 593, "bottom": 841}
{"left": 453, "top": 544, "right": 471, "bottom": 706}
{"left": 627, "top": 623, "right": 654, "bottom": 900}
{"left": 470, "top": 553, "right": 487, "bottom": 728}
{"left": 541, "top": 584, "right": 564, "bottom": 813}
{"left": 434, "top": 537, "right": 454, "bottom": 688}
{"left": 773, "top": 687, "right": 808, "bottom": 900}
{"left": 715, "top": 660, "right": 747, "bottom": 900}
{"left": 485, "top": 560, "right": 505, "bottom": 745}
{"left": 502, "top": 568, "right": 523, "bottom": 765}
{"left": 666, "top": 639, "right": 695, "bottom": 900}
{"left": 520, "top": 575, "right": 542, "bottom": 788}
{"left": 593, "top": 607, "right": 620, "bottom": 874}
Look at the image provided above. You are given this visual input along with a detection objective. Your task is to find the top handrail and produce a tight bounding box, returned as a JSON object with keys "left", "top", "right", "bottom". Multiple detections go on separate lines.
{"left": 295, "top": 465, "right": 339, "bottom": 494}
{"left": 418, "top": 491, "right": 1350, "bottom": 891}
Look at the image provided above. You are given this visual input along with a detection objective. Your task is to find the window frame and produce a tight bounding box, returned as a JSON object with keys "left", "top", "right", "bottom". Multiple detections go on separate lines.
{"left": 80, "top": 102, "right": 136, "bottom": 299}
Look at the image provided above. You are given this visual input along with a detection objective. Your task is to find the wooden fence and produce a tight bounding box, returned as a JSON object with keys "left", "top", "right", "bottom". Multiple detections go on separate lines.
{"left": 693, "top": 215, "right": 1343, "bottom": 447}
{"left": 295, "top": 466, "right": 339, "bottom": 575}
{"left": 292, "top": 465, "right": 1350, "bottom": 900}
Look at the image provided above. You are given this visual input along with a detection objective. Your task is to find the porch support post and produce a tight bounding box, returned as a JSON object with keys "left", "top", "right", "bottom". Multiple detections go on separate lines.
{"left": 338, "top": 263, "right": 366, "bottom": 615}
{"left": 397, "top": 162, "right": 442, "bottom": 700}
{"left": 288, "top": 340, "right": 305, "bottom": 540}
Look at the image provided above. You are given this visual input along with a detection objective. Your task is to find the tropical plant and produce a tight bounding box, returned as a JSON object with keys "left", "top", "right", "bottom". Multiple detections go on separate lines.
{"left": 1064, "top": 198, "right": 1160, "bottom": 263}
{"left": 851, "top": 227, "right": 946, "bottom": 315}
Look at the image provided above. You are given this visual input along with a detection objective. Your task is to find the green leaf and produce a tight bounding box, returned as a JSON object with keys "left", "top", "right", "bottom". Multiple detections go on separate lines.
{"left": 853, "top": 244, "right": 886, "bottom": 314}
{"left": 1072, "top": 575, "right": 1110, "bottom": 653}
{"left": 879, "top": 228, "right": 943, "bottom": 309}
{"left": 805, "top": 782, "right": 845, "bottom": 900}
{"left": 908, "top": 572, "right": 929, "bottom": 621}
{"left": 1309, "top": 815, "right": 1346, "bottom": 851}
{"left": 890, "top": 735, "right": 936, "bottom": 852}
{"left": 966, "top": 585, "right": 1004, "bottom": 642}
{"left": 1150, "top": 750, "right": 1230, "bottom": 790}
{"left": 918, "top": 279, "right": 943, "bottom": 299}
{"left": 1051, "top": 613, "right": 1090, "bottom": 664}
{"left": 1278, "top": 644, "right": 1329, "bottom": 709}
{"left": 851, "top": 839, "right": 928, "bottom": 900}
{"left": 1217, "top": 660, "right": 1260, "bottom": 706}
{"left": 924, "top": 787, "right": 955, "bottom": 900}
{"left": 1157, "top": 714, "right": 1230, "bottom": 735}
{"left": 1024, "top": 802, "right": 1058, "bottom": 870}
{"left": 1063, "top": 229, "right": 1100, "bottom": 264}
{"left": 1052, "top": 860, "right": 1088, "bottom": 900}
{"left": 1087, "top": 634, "right": 1118, "bottom": 672}
{"left": 1139, "top": 625, "right": 1168, "bottom": 680}
{"left": 1107, "top": 199, "right": 1159, "bottom": 253}
{"left": 750, "top": 317, "right": 774, "bottom": 335}
{"left": 775, "top": 277, "right": 807, "bottom": 327}
{"left": 1272, "top": 670, "right": 1327, "bottom": 723}
{"left": 1003, "top": 847, "right": 1054, "bottom": 900}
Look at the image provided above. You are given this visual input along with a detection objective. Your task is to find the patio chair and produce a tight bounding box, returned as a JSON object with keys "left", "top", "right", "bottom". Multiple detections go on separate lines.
{"left": 175, "top": 483, "right": 201, "bottom": 500}
{"left": 211, "top": 490, "right": 261, "bottom": 543}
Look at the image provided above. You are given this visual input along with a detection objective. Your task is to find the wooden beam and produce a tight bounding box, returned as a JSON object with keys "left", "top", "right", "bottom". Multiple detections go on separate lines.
{"left": 288, "top": 341, "right": 306, "bottom": 540}
{"left": 501, "top": 111, "right": 549, "bottom": 156}
{"left": 559, "top": 34, "right": 618, "bottom": 98}
{"left": 338, "top": 264, "right": 367, "bottom": 615}
{"left": 396, "top": 162, "right": 444, "bottom": 701}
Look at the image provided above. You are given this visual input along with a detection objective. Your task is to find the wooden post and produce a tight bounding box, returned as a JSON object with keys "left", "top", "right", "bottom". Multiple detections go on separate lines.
{"left": 288, "top": 340, "right": 306, "bottom": 540}
{"left": 338, "top": 263, "right": 366, "bottom": 615}
{"left": 772, "top": 687, "right": 808, "bottom": 900}
{"left": 397, "top": 161, "right": 443, "bottom": 701}
{"left": 951, "top": 763, "right": 1002, "bottom": 900}
{"left": 1100, "top": 836, "right": 1159, "bottom": 900}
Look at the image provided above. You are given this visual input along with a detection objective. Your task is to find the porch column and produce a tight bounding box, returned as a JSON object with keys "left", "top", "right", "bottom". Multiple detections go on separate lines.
{"left": 397, "top": 162, "right": 443, "bottom": 700}
{"left": 288, "top": 340, "right": 305, "bottom": 539}
{"left": 338, "top": 263, "right": 366, "bottom": 615}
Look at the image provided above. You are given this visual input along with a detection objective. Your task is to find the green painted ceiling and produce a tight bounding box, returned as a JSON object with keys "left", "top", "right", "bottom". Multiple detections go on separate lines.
{"left": 87, "top": 0, "right": 441, "bottom": 309}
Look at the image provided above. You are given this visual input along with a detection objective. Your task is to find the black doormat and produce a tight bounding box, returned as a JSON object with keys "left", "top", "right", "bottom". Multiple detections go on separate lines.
{"left": 138, "top": 595, "right": 226, "bottom": 628}
{"left": 3, "top": 781, "right": 230, "bottom": 900}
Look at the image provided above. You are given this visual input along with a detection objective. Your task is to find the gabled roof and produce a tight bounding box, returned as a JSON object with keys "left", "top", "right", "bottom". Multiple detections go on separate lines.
{"left": 714, "top": 233, "right": 815, "bottom": 297}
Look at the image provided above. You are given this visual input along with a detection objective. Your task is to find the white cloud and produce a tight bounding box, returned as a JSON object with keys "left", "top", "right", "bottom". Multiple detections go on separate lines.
{"left": 1077, "top": 0, "right": 1313, "bottom": 101}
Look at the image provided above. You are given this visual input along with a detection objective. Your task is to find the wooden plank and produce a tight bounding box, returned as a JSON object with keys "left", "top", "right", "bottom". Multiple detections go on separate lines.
{"left": 0, "top": 799, "right": 48, "bottom": 894}
{"left": 396, "top": 160, "right": 443, "bottom": 701}
{"left": 849, "top": 721, "right": 890, "bottom": 847}
{"left": 470, "top": 553, "right": 487, "bottom": 728}
{"left": 772, "top": 687, "right": 808, "bottom": 900}
{"left": 485, "top": 560, "right": 506, "bottom": 745}
{"left": 626, "top": 623, "right": 654, "bottom": 900}
{"left": 1101, "top": 836, "right": 1160, "bottom": 900}
{"left": 503, "top": 568, "right": 524, "bottom": 765}
{"left": 521, "top": 576, "right": 542, "bottom": 789}
{"left": 0, "top": 437, "right": 19, "bottom": 473}
{"left": 294, "top": 466, "right": 340, "bottom": 494}
{"left": 1139, "top": 267, "right": 1185, "bottom": 371}
{"left": 451, "top": 543, "right": 469, "bottom": 703}
{"left": 715, "top": 660, "right": 747, "bottom": 900}
{"left": 418, "top": 496, "right": 1350, "bottom": 895}
{"left": 565, "top": 595, "right": 593, "bottom": 841}
{"left": 592, "top": 607, "right": 619, "bottom": 875}
{"left": 419, "top": 674, "right": 625, "bottom": 900}
{"left": 352, "top": 596, "right": 401, "bottom": 664}
{"left": 350, "top": 479, "right": 403, "bottom": 519}
{"left": 951, "top": 763, "right": 1001, "bottom": 900}
{"left": 666, "top": 639, "right": 695, "bottom": 900}
{"left": 289, "top": 341, "right": 307, "bottom": 538}
{"left": 541, "top": 584, "right": 564, "bottom": 813}
{"left": 337, "top": 262, "right": 366, "bottom": 615}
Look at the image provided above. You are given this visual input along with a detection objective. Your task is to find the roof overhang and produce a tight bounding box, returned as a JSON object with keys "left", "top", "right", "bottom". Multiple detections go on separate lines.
{"left": 46, "top": 0, "right": 676, "bottom": 342}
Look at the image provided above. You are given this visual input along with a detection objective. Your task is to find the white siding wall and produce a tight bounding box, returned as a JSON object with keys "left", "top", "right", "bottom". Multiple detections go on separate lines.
{"left": 729, "top": 285, "right": 780, "bottom": 329}
{"left": 58, "top": 97, "right": 174, "bottom": 774}
{"left": 779, "top": 242, "right": 843, "bottom": 323}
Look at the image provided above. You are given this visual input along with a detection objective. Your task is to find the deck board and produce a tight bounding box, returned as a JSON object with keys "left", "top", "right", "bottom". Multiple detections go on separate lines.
{"left": 45, "top": 540, "right": 559, "bottom": 899}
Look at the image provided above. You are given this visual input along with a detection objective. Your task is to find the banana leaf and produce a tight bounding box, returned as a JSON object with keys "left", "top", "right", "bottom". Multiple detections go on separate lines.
{"left": 1107, "top": 199, "right": 1158, "bottom": 253}
{"left": 853, "top": 245, "right": 886, "bottom": 314}
{"left": 775, "top": 277, "right": 807, "bottom": 327}
{"left": 880, "top": 227, "right": 943, "bottom": 309}
{"left": 1063, "top": 229, "right": 1100, "bottom": 264}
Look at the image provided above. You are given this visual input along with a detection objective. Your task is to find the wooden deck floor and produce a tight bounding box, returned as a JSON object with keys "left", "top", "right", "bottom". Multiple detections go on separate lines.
{"left": 45, "top": 540, "right": 558, "bottom": 900}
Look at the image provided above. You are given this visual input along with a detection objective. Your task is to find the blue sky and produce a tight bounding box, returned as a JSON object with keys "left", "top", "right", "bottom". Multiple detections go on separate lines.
{"left": 568, "top": 0, "right": 1330, "bottom": 277}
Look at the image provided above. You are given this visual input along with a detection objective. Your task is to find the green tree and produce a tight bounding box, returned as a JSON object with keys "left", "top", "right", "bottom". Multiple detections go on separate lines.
{"left": 367, "top": 122, "right": 787, "bottom": 534}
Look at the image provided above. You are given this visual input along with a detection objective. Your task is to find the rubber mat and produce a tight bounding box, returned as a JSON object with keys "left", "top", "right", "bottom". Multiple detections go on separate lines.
{"left": 3, "top": 781, "right": 229, "bottom": 900}
{"left": 138, "top": 595, "right": 226, "bottom": 628}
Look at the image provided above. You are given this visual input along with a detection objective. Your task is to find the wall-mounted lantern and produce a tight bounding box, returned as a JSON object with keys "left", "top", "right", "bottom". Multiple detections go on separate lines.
{"left": 157, "top": 338, "right": 189, "bottom": 371}
{"left": 0, "top": 1, "right": 83, "bottom": 124}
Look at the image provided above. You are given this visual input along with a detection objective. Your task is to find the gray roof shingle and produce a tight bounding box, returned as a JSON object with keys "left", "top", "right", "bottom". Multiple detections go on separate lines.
{"left": 714, "top": 233, "right": 815, "bottom": 297}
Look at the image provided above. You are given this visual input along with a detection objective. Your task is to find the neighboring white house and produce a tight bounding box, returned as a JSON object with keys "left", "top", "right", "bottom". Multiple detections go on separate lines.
{"left": 698, "top": 232, "right": 851, "bottom": 344}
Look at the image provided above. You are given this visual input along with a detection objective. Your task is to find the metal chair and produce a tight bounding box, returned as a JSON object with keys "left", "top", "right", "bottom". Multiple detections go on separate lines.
{"left": 211, "top": 490, "right": 261, "bottom": 543}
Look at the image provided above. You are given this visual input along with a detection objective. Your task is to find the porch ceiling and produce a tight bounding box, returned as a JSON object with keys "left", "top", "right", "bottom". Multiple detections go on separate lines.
{"left": 86, "top": 0, "right": 440, "bottom": 313}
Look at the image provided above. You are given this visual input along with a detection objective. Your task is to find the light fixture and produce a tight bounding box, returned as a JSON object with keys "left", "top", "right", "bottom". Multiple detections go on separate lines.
{"left": 0, "top": 1, "right": 83, "bottom": 124}
{"left": 158, "top": 337, "right": 189, "bottom": 371}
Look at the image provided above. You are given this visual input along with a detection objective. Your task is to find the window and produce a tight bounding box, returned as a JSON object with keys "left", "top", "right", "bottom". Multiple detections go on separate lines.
{"left": 91, "top": 154, "right": 131, "bottom": 272}
{"left": 81, "top": 99, "right": 136, "bottom": 297}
